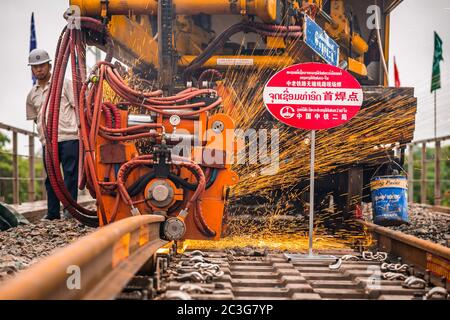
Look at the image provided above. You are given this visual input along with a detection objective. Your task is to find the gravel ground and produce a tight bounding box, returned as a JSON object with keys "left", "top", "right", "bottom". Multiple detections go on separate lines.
{"left": 0, "top": 219, "right": 94, "bottom": 283}
{"left": 363, "top": 203, "right": 450, "bottom": 247}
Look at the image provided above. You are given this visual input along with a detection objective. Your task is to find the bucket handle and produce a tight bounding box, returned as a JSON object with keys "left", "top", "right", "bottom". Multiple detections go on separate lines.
{"left": 371, "top": 159, "right": 408, "bottom": 180}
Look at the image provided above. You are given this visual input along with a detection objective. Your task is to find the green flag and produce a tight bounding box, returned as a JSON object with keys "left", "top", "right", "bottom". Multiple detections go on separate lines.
{"left": 431, "top": 31, "right": 444, "bottom": 92}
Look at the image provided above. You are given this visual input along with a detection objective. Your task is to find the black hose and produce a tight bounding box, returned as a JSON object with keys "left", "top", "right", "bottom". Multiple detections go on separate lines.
{"left": 168, "top": 169, "right": 217, "bottom": 190}
{"left": 127, "top": 168, "right": 218, "bottom": 197}
{"left": 206, "top": 168, "right": 218, "bottom": 189}
{"left": 168, "top": 173, "right": 197, "bottom": 191}
{"left": 183, "top": 23, "right": 248, "bottom": 79}
{"left": 128, "top": 172, "right": 156, "bottom": 197}
{"left": 183, "top": 22, "right": 302, "bottom": 79}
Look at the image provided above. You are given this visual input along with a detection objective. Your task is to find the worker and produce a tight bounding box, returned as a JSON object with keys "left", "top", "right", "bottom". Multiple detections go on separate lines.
{"left": 26, "top": 49, "right": 79, "bottom": 220}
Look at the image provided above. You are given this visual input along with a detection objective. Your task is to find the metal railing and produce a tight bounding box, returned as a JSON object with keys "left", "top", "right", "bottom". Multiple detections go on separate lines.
{"left": 0, "top": 122, "right": 45, "bottom": 204}
{"left": 407, "top": 134, "right": 450, "bottom": 206}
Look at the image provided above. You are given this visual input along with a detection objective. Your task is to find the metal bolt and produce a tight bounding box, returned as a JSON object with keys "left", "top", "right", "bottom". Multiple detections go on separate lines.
{"left": 152, "top": 184, "right": 170, "bottom": 202}
{"left": 212, "top": 120, "right": 225, "bottom": 133}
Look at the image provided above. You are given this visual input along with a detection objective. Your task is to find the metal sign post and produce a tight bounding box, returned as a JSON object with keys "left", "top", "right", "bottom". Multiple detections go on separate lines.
{"left": 290, "top": 130, "right": 335, "bottom": 261}
{"left": 308, "top": 130, "right": 315, "bottom": 257}
{"left": 304, "top": 129, "right": 334, "bottom": 260}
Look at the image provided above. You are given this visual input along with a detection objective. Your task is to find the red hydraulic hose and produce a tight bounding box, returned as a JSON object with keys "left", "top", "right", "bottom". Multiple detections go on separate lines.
{"left": 102, "top": 102, "right": 121, "bottom": 128}
{"left": 101, "top": 104, "right": 113, "bottom": 129}
{"left": 49, "top": 32, "right": 98, "bottom": 218}
{"left": 198, "top": 69, "right": 223, "bottom": 84}
{"left": 172, "top": 155, "right": 215, "bottom": 237}
{"left": 42, "top": 29, "right": 98, "bottom": 226}
{"left": 43, "top": 22, "right": 113, "bottom": 225}
{"left": 116, "top": 154, "right": 215, "bottom": 237}
{"left": 44, "top": 16, "right": 225, "bottom": 229}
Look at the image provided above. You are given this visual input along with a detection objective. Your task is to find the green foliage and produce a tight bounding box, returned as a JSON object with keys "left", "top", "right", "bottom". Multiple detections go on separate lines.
{"left": 0, "top": 133, "right": 9, "bottom": 147}
{"left": 0, "top": 131, "right": 45, "bottom": 203}
{"left": 405, "top": 145, "right": 450, "bottom": 206}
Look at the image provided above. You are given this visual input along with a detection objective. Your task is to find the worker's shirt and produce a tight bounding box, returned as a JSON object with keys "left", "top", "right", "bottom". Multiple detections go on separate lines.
{"left": 26, "top": 79, "right": 79, "bottom": 145}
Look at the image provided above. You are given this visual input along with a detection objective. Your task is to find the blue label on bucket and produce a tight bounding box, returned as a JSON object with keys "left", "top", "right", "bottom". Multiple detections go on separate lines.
{"left": 370, "top": 176, "right": 409, "bottom": 226}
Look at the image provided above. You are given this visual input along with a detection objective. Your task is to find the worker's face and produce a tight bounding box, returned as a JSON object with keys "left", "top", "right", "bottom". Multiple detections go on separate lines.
{"left": 31, "top": 63, "right": 51, "bottom": 80}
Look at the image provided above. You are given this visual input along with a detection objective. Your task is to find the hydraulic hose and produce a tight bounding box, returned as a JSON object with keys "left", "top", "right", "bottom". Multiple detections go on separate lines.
{"left": 43, "top": 29, "right": 97, "bottom": 223}
{"left": 183, "top": 22, "right": 303, "bottom": 79}
{"left": 44, "top": 16, "right": 224, "bottom": 229}
{"left": 117, "top": 155, "right": 215, "bottom": 237}
{"left": 172, "top": 155, "right": 215, "bottom": 237}
{"left": 41, "top": 18, "right": 116, "bottom": 226}
{"left": 198, "top": 69, "right": 223, "bottom": 84}
{"left": 127, "top": 167, "right": 217, "bottom": 197}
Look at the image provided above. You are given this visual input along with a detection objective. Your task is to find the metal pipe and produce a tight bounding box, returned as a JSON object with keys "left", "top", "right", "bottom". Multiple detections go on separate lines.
{"left": 129, "top": 125, "right": 195, "bottom": 142}
{"left": 435, "top": 140, "right": 441, "bottom": 206}
{"left": 70, "top": 0, "right": 281, "bottom": 22}
{"left": 162, "top": 109, "right": 196, "bottom": 114}
{"left": 12, "top": 132, "right": 19, "bottom": 204}
{"left": 179, "top": 55, "right": 295, "bottom": 69}
{"left": 166, "top": 133, "right": 195, "bottom": 142}
{"left": 407, "top": 144, "right": 414, "bottom": 202}
{"left": 70, "top": 0, "right": 158, "bottom": 15}
{"left": 308, "top": 130, "right": 315, "bottom": 257}
{"left": 28, "top": 135, "right": 35, "bottom": 202}
{"left": 128, "top": 114, "right": 155, "bottom": 127}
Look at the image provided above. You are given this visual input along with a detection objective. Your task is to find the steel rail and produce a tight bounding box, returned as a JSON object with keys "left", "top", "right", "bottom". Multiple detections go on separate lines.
{"left": 358, "top": 220, "right": 450, "bottom": 283}
{"left": 0, "top": 215, "right": 167, "bottom": 300}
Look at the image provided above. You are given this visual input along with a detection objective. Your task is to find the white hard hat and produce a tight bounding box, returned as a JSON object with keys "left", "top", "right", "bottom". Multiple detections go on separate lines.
{"left": 28, "top": 49, "right": 52, "bottom": 66}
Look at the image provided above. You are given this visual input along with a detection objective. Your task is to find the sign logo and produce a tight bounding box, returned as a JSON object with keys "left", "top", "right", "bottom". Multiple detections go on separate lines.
{"left": 280, "top": 106, "right": 295, "bottom": 119}
{"left": 263, "top": 63, "right": 364, "bottom": 130}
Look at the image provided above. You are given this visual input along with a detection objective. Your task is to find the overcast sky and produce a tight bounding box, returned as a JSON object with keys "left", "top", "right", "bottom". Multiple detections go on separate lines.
{"left": 389, "top": 0, "right": 450, "bottom": 143}
{"left": 0, "top": 0, "right": 449, "bottom": 155}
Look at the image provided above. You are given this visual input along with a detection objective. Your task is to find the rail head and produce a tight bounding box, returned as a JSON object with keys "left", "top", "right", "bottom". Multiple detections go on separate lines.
{"left": 0, "top": 215, "right": 167, "bottom": 300}
{"left": 358, "top": 219, "right": 450, "bottom": 284}
{"left": 358, "top": 220, "right": 450, "bottom": 260}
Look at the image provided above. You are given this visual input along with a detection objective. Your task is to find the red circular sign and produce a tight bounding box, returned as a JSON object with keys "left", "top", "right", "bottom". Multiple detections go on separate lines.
{"left": 263, "top": 63, "right": 363, "bottom": 130}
